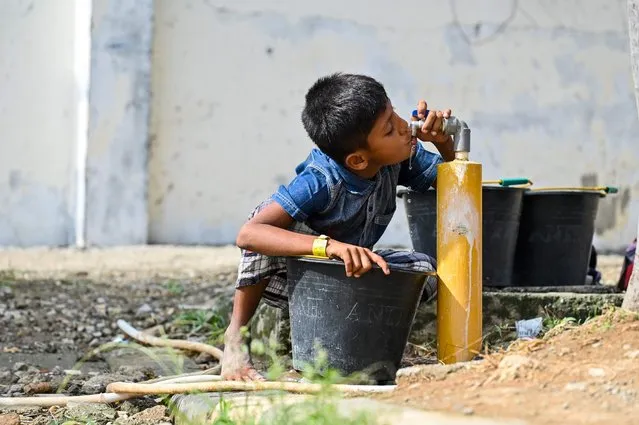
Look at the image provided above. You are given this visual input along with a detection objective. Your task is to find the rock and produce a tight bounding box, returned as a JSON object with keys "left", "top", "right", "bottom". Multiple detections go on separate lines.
{"left": 625, "top": 350, "right": 639, "bottom": 359}
{"left": 0, "top": 369, "right": 12, "bottom": 384}
{"left": 496, "top": 355, "right": 539, "bottom": 381}
{"left": 65, "top": 402, "right": 116, "bottom": 423}
{"left": 136, "top": 304, "right": 153, "bottom": 317}
{"left": 116, "top": 366, "right": 155, "bottom": 382}
{"left": 0, "top": 413, "right": 20, "bottom": 425}
{"left": 565, "top": 382, "right": 587, "bottom": 391}
{"left": 9, "top": 384, "right": 23, "bottom": 394}
{"left": 12, "top": 362, "right": 27, "bottom": 372}
{"left": 462, "top": 407, "right": 474, "bottom": 415}
{"left": 588, "top": 367, "right": 606, "bottom": 378}
{"left": 396, "top": 363, "right": 466, "bottom": 383}
{"left": 623, "top": 344, "right": 632, "bottom": 350}
{"left": 81, "top": 373, "right": 128, "bottom": 394}
{"left": 23, "top": 381, "right": 53, "bottom": 394}
{"left": 115, "top": 405, "right": 168, "bottom": 425}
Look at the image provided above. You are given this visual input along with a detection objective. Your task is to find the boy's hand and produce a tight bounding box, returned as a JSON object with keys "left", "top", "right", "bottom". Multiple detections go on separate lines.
{"left": 412, "top": 100, "right": 452, "bottom": 145}
{"left": 325, "top": 240, "right": 390, "bottom": 278}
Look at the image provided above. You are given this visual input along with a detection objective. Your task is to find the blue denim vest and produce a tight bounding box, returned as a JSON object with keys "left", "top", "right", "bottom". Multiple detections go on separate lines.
{"left": 271, "top": 143, "right": 442, "bottom": 249}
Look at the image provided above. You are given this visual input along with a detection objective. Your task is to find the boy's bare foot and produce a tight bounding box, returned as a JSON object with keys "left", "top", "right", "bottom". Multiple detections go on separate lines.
{"left": 221, "top": 331, "right": 265, "bottom": 381}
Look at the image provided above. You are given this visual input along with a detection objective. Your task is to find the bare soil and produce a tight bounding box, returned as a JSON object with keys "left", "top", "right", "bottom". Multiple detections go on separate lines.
{"left": 381, "top": 308, "right": 639, "bottom": 425}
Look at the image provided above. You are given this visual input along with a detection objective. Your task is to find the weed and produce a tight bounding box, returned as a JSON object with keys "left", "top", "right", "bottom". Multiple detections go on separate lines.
{"left": 0, "top": 269, "right": 17, "bottom": 285}
{"left": 167, "top": 280, "right": 185, "bottom": 295}
{"left": 174, "top": 309, "right": 229, "bottom": 344}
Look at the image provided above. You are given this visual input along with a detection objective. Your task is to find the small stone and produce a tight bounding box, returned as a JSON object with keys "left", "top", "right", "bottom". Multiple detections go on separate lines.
{"left": 462, "top": 407, "right": 474, "bottom": 415}
{"left": 82, "top": 374, "right": 127, "bottom": 395}
{"left": 89, "top": 338, "right": 100, "bottom": 347}
{"left": 65, "top": 402, "right": 116, "bottom": 422}
{"left": 589, "top": 368, "right": 606, "bottom": 378}
{"left": 0, "top": 413, "right": 20, "bottom": 425}
{"left": 9, "top": 384, "right": 23, "bottom": 394}
{"left": 565, "top": 382, "right": 587, "bottom": 391}
{"left": 136, "top": 304, "right": 152, "bottom": 317}
{"left": 24, "top": 381, "right": 53, "bottom": 394}
{"left": 0, "top": 369, "right": 12, "bottom": 384}
{"left": 563, "top": 402, "right": 570, "bottom": 409}
{"left": 92, "top": 331, "right": 103, "bottom": 338}
{"left": 625, "top": 350, "right": 639, "bottom": 359}
{"left": 96, "top": 304, "right": 108, "bottom": 316}
{"left": 120, "top": 405, "right": 167, "bottom": 424}
{"left": 623, "top": 344, "right": 631, "bottom": 350}
{"left": 62, "top": 338, "right": 74, "bottom": 345}
{"left": 592, "top": 342, "right": 601, "bottom": 348}
{"left": 12, "top": 362, "right": 27, "bottom": 372}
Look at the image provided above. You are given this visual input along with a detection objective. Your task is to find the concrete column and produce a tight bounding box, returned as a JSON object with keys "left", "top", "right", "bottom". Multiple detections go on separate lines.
{"left": 84, "top": 0, "right": 154, "bottom": 246}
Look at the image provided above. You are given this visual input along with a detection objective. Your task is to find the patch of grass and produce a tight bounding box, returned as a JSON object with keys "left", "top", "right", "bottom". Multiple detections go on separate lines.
{"left": 0, "top": 269, "right": 17, "bottom": 285}
{"left": 166, "top": 280, "right": 185, "bottom": 295}
{"left": 173, "top": 309, "right": 229, "bottom": 344}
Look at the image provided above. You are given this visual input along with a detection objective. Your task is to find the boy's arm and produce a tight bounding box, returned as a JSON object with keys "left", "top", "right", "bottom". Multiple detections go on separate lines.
{"left": 236, "top": 202, "right": 389, "bottom": 277}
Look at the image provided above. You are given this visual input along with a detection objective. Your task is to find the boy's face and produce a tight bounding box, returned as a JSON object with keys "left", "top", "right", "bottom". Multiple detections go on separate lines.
{"left": 344, "top": 100, "right": 413, "bottom": 173}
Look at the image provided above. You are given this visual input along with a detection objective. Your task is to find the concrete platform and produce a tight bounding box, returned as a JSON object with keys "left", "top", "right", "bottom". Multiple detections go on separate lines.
{"left": 170, "top": 392, "right": 528, "bottom": 425}
{"left": 252, "top": 289, "right": 625, "bottom": 352}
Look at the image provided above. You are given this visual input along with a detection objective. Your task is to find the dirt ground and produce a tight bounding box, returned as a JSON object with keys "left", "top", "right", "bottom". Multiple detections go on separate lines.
{"left": 381, "top": 308, "right": 639, "bottom": 425}
{"left": 0, "top": 246, "right": 632, "bottom": 425}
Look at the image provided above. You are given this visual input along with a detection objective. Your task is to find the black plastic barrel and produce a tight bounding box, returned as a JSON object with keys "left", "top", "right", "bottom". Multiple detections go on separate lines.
{"left": 286, "top": 257, "right": 427, "bottom": 383}
{"left": 399, "top": 186, "right": 526, "bottom": 287}
{"left": 513, "top": 190, "right": 601, "bottom": 286}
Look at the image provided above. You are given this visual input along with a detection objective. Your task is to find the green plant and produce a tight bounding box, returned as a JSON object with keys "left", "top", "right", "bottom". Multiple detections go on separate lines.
{"left": 173, "top": 309, "right": 229, "bottom": 344}
{"left": 166, "top": 280, "right": 185, "bottom": 295}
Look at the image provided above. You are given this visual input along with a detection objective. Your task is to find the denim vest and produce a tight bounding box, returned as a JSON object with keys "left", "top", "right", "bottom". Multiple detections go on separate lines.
{"left": 271, "top": 143, "right": 442, "bottom": 249}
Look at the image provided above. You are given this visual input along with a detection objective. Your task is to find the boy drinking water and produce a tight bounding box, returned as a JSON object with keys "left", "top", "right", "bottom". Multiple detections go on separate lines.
{"left": 222, "top": 73, "right": 455, "bottom": 381}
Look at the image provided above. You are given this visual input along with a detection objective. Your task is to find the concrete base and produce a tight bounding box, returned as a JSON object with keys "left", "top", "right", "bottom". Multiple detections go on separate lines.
{"left": 251, "top": 290, "right": 625, "bottom": 353}
{"left": 170, "top": 393, "right": 528, "bottom": 425}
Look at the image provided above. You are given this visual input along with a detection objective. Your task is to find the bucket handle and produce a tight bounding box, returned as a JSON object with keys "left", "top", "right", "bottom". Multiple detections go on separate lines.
{"left": 530, "top": 186, "right": 618, "bottom": 197}
{"left": 483, "top": 178, "right": 533, "bottom": 187}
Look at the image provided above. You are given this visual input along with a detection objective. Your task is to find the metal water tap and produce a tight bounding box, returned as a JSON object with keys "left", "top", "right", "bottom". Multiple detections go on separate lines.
{"left": 409, "top": 109, "right": 471, "bottom": 159}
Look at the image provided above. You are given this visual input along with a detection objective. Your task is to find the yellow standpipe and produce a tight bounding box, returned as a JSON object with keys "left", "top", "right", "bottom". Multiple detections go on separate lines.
{"left": 411, "top": 113, "right": 482, "bottom": 364}
{"left": 437, "top": 151, "right": 482, "bottom": 364}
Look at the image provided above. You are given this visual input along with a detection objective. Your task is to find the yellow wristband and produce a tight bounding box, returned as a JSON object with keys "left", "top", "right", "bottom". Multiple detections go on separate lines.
{"left": 312, "top": 235, "right": 329, "bottom": 257}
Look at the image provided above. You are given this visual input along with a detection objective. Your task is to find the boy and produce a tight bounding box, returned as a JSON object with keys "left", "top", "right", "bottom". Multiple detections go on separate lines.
{"left": 222, "top": 73, "right": 456, "bottom": 381}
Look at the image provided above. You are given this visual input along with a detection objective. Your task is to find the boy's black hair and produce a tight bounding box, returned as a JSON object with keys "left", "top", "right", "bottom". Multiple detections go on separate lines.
{"left": 301, "top": 73, "right": 389, "bottom": 164}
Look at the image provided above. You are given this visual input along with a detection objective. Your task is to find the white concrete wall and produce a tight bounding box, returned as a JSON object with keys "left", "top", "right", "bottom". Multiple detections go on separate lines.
{"left": 148, "top": 0, "right": 639, "bottom": 251}
{"left": 1, "top": 0, "right": 637, "bottom": 251}
{"left": 85, "top": 0, "right": 153, "bottom": 245}
{"left": 0, "top": 0, "right": 77, "bottom": 246}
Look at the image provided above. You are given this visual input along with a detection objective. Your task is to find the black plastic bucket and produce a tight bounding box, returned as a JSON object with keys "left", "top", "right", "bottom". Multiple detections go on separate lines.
{"left": 399, "top": 186, "right": 526, "bottom": 287}
{"left": 513, "top": 190, "right": 601, "bottom": 286}
{"left": 286, "top": 256, "right": 428, "bottom": 383}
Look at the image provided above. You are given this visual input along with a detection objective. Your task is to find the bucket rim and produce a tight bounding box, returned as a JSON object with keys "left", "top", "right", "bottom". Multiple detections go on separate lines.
{"left": 525, "top": 189, "right": 605, "bottom": 197}
{"left": 397, "top": 185, "right": 528, "bottom": 199}
{"left": 287, "top": 255, "right": 437, "bottom": 277}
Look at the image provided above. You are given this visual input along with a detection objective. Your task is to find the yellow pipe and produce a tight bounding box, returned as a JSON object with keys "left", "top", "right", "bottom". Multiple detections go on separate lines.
{"left": 436, "top": 157, "right": 483, "bottom": 364}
